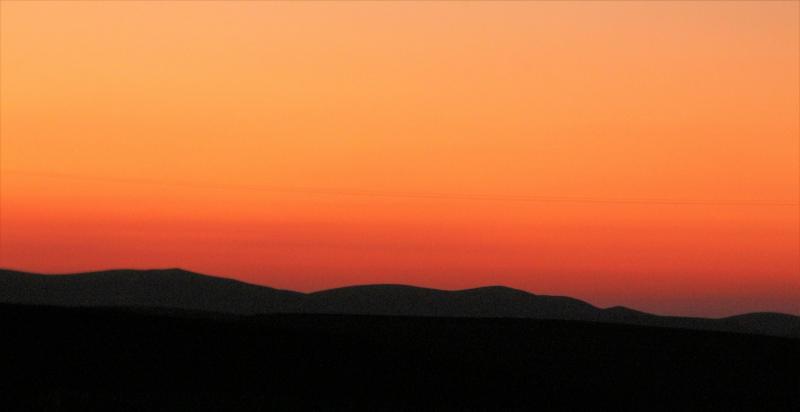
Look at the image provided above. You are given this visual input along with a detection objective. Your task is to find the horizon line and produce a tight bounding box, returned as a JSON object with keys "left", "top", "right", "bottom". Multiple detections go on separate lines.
{"left": 2, "top": 266, "right": 798, "bottom": 319}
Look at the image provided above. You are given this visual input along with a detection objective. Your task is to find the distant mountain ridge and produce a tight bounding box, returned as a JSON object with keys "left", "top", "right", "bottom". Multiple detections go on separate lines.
{"left": 1, "top": 268, "right": 798, "bottom": 338}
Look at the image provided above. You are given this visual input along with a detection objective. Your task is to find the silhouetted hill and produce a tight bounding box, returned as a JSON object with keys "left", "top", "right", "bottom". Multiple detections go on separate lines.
{"left": 304, "top": 284, "right": 599, "bottom": 318}
{"left": 1, "top": 304, "right": 798, "bottom": 411}
{"left": 0, "top": 268, "right": 304, "bottom": 314}
{"left": 1, "top": 268, "right": 798, "bottom": 338}
{"left": 719, "top": 313, "right": 800, "bottom": 338}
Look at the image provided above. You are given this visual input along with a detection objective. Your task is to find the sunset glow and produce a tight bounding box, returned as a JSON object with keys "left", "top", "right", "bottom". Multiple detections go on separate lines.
{"left": 1, "top": 1, "right": 798, "bottom": 316}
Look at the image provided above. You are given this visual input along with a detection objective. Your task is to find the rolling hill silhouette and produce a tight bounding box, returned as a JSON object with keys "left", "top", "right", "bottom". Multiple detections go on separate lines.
{"left": 0, "top": 268, "right": 303, "bottom": 313}
{"left": 1, "top": 268, "right": 798, "bottom": 338}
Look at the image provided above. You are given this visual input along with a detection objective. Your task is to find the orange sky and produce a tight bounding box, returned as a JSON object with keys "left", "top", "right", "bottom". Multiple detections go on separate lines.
{"left": 1, "top": 1, "right": 798, "bottom": 316}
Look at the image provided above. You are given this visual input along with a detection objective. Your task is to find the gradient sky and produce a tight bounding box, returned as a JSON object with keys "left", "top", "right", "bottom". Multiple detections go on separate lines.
{"left": 1, "top": 1, "right": 798, "bottom": 317}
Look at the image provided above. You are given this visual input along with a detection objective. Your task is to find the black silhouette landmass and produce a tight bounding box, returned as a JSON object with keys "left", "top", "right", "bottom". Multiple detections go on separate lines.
{"left": 1, "top": 268, "right": 799, "bottom": 410}
{"left": 1, "top": 304, "right": 799, "bottom": 411}
{"left": 1, "top": 268, "right": 798, "bottom": 338}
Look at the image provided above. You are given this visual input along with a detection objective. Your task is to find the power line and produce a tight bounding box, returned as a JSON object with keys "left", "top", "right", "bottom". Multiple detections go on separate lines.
{"left": 2, "top": 169, "right": 798, "bottom": 207}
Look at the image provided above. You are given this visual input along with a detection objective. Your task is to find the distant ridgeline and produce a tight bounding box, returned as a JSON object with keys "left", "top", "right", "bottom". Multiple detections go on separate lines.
{"left": 1, "top": 268, "right": 798, "bottom": 338}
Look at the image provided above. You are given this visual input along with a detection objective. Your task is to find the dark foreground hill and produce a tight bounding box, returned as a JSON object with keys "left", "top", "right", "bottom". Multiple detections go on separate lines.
{"left": 1, "top": 304, "right": 798, "bottom": 411}
{"left": 1, "top": 268, "right": 799, "bottom": 338}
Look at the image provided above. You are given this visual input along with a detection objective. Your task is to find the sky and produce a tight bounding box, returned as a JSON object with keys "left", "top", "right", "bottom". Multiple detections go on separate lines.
{"left": 1, "top": 1, "right": 798, "bottom": 317}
